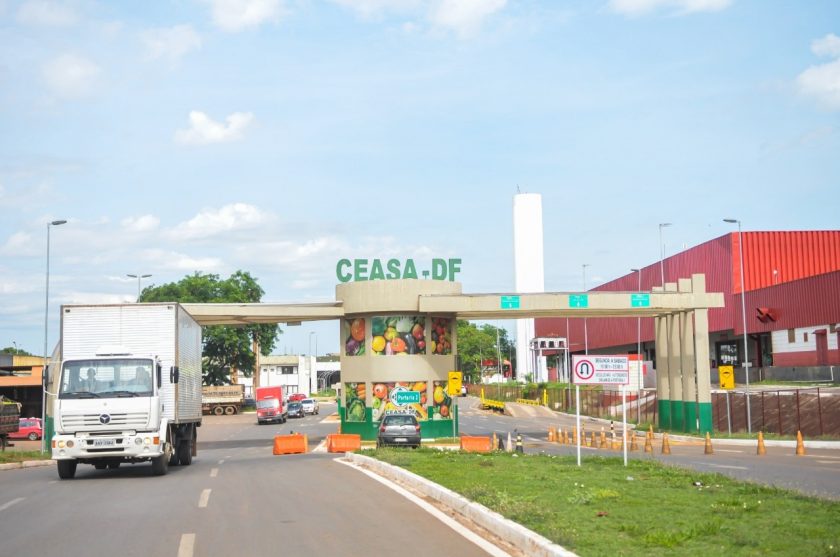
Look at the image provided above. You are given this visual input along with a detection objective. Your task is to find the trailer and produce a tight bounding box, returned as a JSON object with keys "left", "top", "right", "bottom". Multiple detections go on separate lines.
{"left": 202, "top": 384, "right": 244, "bottom": 415}
{"left": 0, "top": 396, "right": 21, "bottom": 451}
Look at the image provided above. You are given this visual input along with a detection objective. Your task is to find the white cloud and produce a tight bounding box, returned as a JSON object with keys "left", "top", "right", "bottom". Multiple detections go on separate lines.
{"left": 330, "top": 0, "right": 423, "bottom": 19}
{"left": 797, "top": 34, "right": 840, "bottom": 110}
{"left": 812, "top": 33, "right": 840, "bottom": 58}
{"left": 121, "top": 214, "right": 161, "bottom": 233}
{"left": 141, "top": 249, "right": 224, "bottom": 272}
{"left": 42, "top": 53, "right": 101, "bottom": 98}
{"left": 429, "top": 0, "right": 506, "bottom": 38}
{"left": 17, "top": 0, "right": 78, "bottom": 26}
{"left": 168, "top": 203, "right": 268, "bottom": 241}
{"left": 608, "top": 0, "right": 731, "bottom": 16}
{"left": 141, "top": 24, "right": 202, "bottom": 66}
{"left": 174, "top": 111, "right": 254, "bottom": 145}
{"left": 209, "top": 0, "right": 283, "bottom": 32}
{"left": 0, "top": 231, "right": 38, "bottom": 257}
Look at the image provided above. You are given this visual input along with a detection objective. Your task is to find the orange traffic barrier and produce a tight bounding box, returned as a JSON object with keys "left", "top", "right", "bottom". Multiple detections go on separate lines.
{"left": 273, "top": 433, "right": 308, "bottom": 455}
{"left": 795, "top": 430, "right": 806, "bottom": 456}
{"left": 327, "top": 433, "right": 361, "bottom": 453}
{"left": 757, "top": 431, "right": 767, "bottom": 456}
{"left": 704, "top": 432, "right": 713, "bottom": 455}
{"left": 460, "top": 435, "right": 493, "bottom": 453}
{"left": 661, "top": 432, "right": 671, "bottom": 455}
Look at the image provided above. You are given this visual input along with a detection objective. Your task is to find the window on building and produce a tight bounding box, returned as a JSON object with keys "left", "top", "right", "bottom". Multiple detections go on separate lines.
{"left": 281, "top": 366, "right": 296, "bottom": 375}
{"left": 788, "top": 329, "right": 795, "bottom": 343}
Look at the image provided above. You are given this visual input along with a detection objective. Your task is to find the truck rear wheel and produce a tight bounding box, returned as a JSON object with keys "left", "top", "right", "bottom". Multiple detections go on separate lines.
{"left": 213, "top": 406, "right": 224, "bottom": 416}
{"left": 178, "top": 438, "right": 193, "bottom": 466}
{"left": 57, "top": 460, "right": 77, "bottom": 479}
{"left": 224, "top": 405, "right": 235, "bottom": 415}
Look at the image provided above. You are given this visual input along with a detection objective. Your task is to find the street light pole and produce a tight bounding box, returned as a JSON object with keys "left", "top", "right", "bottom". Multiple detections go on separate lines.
{"left": 126, "top": 273, "right": 152, "bottom": 302}
{"left": 724, "top": 218, "right": 751, "bottom": 432}
{"left": 42, "top": 219, "right": 67, "bottom": 453}
{"left": 582, "top": 264, "right": 590, "bottom": 355}
{"left": 631, "top": 268, "right": 642, "bottom": 424}
{"left": 309, "top": 332, "right": 317, "bottom": 394}
{"left": 658, "top": 223, "right": 672, "bottom": 287}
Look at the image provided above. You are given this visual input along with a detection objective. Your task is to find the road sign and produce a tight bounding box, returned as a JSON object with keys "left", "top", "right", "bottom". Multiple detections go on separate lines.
{"left": 500, "top": 295, "right": 520, "bottom": 309}
{"left": 572, "top": 355, "right": 630, "bottom": 385}
{"left": 569, "top": 294, "right": 589, "bottom": 308}
{"left": 630, "top": 293, "right": 650, "bottom": 307}
{"left": 391, "top": 389, "right": 421, "bottom": 405}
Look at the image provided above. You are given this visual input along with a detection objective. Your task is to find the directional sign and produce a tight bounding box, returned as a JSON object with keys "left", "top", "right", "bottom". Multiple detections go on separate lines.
{"left": 631, "top": 293, "right": 650, "bottom": 307}
{"left": 391, "top": 389, "right": 421, "bottom": 405}
{"left": 572, "top": 355, "right": 630, "bottom": 385}
{"left": 500, "top": 295, "right": 521, "bottom": 309}
{"left": 569, "top": 294, "right": 589, "bottom": 308}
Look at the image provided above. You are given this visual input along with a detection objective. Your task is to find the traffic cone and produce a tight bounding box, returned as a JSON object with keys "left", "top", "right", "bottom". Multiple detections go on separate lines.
{"left": 572, "top": 427, "right": 578, "bottom": 446}
{"left": 644, "top": 431, "right": 653, "bottom": 453}
{"left": 756, "top": 431, "right": 766, "bottom": 456}
{"left": 492, "top": 432, "right": 498, "bottom": 449}
{"left": 795, "top": 430, "right": 806, "bottom": 456}
{"left": 548, "top": 427, "right": 555, "bottom": 442}
{"left": 589, "top": 431, "right": 596, "bottom": 448}
{"left": 630, "top": 431, "right": 639, "bottom": 451}
{"left": 506, "top": 432, "right": 513, "bottom": 452}
{"left": 599, "top": 427, "right": 607, "bottom": 449}
{"left": 661, "top": 432, "right": 671, "bottom": 455}
{"left": 515, "top": 431, "right": 524, "bottom": 454}
{"left": 704, "top": 432, "right": 713, "bottom": 455}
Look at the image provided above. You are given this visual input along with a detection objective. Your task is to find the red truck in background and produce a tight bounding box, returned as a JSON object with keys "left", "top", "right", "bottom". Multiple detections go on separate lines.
{"left": 256, "top": 386, "right": 287, "bottom": 425}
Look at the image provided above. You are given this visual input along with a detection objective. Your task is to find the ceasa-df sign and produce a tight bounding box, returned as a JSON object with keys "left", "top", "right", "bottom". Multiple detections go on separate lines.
{"left": 572, "top": 355, "right": 629, "bottom": 385}
{"left": 336, "top": 258, "right": 462, "bottom": 283}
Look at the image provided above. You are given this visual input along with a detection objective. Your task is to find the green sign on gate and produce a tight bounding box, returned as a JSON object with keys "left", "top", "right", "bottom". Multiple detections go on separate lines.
{"left": 631, "top": 293, "right": 650, "bottom": 307}
{"left": 500, "top": 295, "right": 521, "bottom": 309}
{"left": 569, "top": 294, "right": 589, "bottom": 308}
{"left": 392, "top": 390, "right": 421, "bottom": 405}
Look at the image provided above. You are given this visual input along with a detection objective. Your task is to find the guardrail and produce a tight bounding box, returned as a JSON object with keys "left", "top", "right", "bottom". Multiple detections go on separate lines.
{"left": 482, "top": 398, "right": 506, "bottom": 412}
{"left": 515, "top": 398, "right": 542, "bottom": 406}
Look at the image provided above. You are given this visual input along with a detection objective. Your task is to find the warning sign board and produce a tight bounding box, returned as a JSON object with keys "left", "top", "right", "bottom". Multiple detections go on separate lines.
{"left": 572, "top": 355, "right": 630, "bottom": 385}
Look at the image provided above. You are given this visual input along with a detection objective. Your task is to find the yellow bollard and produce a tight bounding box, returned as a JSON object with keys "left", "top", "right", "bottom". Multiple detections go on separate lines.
{"left": 704, "top": 432, "right": 713, "bottom": 455}
{"left": 795, "top": 430, "right": 806, "bottom": 456}
{"left": 644, "top": 431, "right": 653, "bottom": 453}
{"left": 661, "top": 432, "right": 671, "bottom": 455}
{"left": 757, "top": 431, "right": 766, "bottom": 456}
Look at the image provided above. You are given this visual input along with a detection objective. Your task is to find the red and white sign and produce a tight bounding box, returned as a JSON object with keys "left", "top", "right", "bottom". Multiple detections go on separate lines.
{"left": 572, "top": 355, "right": 630, "bottom": 385}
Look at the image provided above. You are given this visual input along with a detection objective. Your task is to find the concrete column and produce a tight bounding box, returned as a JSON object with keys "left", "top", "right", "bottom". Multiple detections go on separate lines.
{"left": 678, "top": 279, "right": 697, "bottom": 433}
{"left": 692, "top": 274, "right": 713, "bottom": 433}
{"left": 665, "top": 282, "right": 683, "bottom": 431}
{"left": 654, "top": 319, "right": 670, "bottom": 427}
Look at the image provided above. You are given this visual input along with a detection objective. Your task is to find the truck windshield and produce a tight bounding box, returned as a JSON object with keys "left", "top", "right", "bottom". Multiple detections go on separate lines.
{"left": 256, "top": 399, "right": 279, "bottom": 410}
{"left": 59, "top": 359, "right": 154, "bottom": 399}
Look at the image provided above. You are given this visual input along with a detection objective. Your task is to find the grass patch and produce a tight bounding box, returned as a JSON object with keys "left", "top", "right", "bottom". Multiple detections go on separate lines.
{"left": 0, "top": 450, "right": 51, "bottom": 464}
{"left": 371, "top": 449, "right": 840, "bottom": 556}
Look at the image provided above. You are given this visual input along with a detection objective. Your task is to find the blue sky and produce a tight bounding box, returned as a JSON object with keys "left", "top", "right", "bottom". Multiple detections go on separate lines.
{"left": 1, "top": 0, "right": 838, "bottom": 357}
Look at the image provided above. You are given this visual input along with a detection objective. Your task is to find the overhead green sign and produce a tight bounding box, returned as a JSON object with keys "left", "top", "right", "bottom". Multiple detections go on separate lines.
{"left": 631, "top": 293, "right": 650, "bottom": 307}
{"left": 336, "top": 258, "right": 462, "bottom": 283}
{"left": 569, "top": 294, "right": 589, "bottom": 308}
{"left": 500, "top": 295, "right": 521, "bottom": 309}
{"left": 391, "top": 390, "right": 421, "bottom": 405}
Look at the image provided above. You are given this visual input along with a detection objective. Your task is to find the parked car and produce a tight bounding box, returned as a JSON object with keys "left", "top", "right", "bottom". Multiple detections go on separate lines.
{"left": 9, "top": 417, "right": 42, "bottom": 441}
{"left": 377, "top": 414, "right": 421, "bottom": 448}
{"left": 460, "top": 385, "right": 467, "bottom": 396}
{"left": 301, "top": 398, "right": 319, "bottom": 415}
{"left": 288, "top": 393, "right": 306, "bottom": 403}
{"left": 287, "top": 401, "right": 305, "bottom": 419}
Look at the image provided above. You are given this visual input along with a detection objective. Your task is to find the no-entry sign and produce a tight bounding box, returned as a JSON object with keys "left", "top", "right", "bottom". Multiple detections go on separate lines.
{"left": 572, "top": 355, "right": 630, "bottom": 385}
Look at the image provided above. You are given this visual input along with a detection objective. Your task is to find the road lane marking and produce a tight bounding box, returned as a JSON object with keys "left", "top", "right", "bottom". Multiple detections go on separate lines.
{"left": 715, "top": 449, "right": 744, "bottom": 453}
{"left": 210, "top": 468, "right": 219, "bottom": 478}
{"left": 817, "top": 460, "right": 840, "bottom": 464}
{"left": 178, "top": 534, "right": 195, "bottom": 557}
{"left": 0, "top": 498, "right": 24, "bottom": 512}
{"left": 706, "top": 464, "right": 749, "bottom": 471}
{"left": 339, "top": 460, "right": 511, "bottom": 557}
{"left": 198, "top": 489, "right": 212, "bottom": 508}
{"left": 218, "top": 459, "right": 225, "bottom": 465}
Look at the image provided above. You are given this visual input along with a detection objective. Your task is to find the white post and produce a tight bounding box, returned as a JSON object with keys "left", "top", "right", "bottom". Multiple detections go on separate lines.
{"left": 575, "top": 384, "right": 581, "bottom": 467}
{"left": 622, "top": 385, "right": 628, "bottom": 467}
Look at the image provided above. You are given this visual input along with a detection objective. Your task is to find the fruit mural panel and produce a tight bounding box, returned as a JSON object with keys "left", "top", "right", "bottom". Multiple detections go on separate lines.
{"left": 345, "top": 382, "right": 367, "bottom": 422}
{"left": 431, "top": 380, "right": 453, "bottom": 421}
{"left": 430, "top": 317, "right": 452, "bottom": 355}
{"left": 371, "top": 316, "right": 426, "bottom": 355}
{"left": 344, "top": 318, "right": 366, "bottom": 356}
{"left": 371, "top": 381, "right": 428, "bottom": 421}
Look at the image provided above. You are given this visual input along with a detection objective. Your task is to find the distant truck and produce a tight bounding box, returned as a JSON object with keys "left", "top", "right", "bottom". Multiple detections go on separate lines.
{"left": 52, "top": 303, "right": 203, "bottom": 479}
{"left": 0, "top": 396, "right": 21, "bottom": 450}
{"left": 256, "top": 386, "right": 286, "bottom": 424}
{"left": 202, "top": 385, "right": 244, "bottom": 415}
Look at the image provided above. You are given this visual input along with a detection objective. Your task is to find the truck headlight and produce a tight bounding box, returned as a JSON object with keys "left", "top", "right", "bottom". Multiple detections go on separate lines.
{"left": 66, "top": 440, "right": 74, "bottom": 448}
{"left": 135, "top": 438, "right": 143, "bottom": 446}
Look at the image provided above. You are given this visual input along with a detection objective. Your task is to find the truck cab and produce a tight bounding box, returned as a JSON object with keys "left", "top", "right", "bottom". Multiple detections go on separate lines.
{"left": 256, "top": 386, "right": 286, "bottom": 425}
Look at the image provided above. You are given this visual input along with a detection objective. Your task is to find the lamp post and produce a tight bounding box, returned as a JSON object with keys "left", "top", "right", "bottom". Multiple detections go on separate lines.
{"left": 126, "top": 273, "right": 152, "bottom": 302}
{"left": 631, "top": 268, "right": 642, "bottom": 424}
{"left": 309, "top": 332, "right": 317, "bottom": 394}
{"left": 724, "top": 218, "right": 751, "bottom": 432}
{"left": 582, "top": 264, "right": 590, "bottom": 354}
{"left": 658, "top": 223, "right": 672, "bottom": 286}
{"left": 42, "top": 219, "right": 67, "bottom": 453}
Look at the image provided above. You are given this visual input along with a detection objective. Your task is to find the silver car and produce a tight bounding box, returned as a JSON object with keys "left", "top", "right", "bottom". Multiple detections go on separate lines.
{"left": 377, "top": 414, "right": 421, "bottom": 448}
{"left": 301, "top": 398, "right": 319, "bottom": 415}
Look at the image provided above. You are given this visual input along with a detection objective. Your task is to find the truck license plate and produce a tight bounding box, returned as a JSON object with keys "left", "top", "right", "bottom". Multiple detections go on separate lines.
{"left": 93, "top": 439, "right": 116, "bottom": 447}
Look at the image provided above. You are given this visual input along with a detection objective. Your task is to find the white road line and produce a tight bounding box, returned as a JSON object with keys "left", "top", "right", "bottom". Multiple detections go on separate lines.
{"left": 0, "top": 498, "right": 24, "bottom": 512}
{"left": 706, "top": 464, "right": 749, "bottom": 471}
{"left": 817, "top": 460, "right": 840, "bottom": 464}
{"left": 339, "top": 460, "right": 511, "bottom": 557}
{"left": 714, "top": 449, "right": 744, "bottom": 453}
{"left": 178, "top": 534, "right": 195, "bottom": 557}
{"left": 198, "top": 489, "right": 212, "bottom": 508}
{"left": 210, "top": 468, "right": 219, "bottom": 478}
{"left": 217, "top": 459, "right": 225, "bottom": 465}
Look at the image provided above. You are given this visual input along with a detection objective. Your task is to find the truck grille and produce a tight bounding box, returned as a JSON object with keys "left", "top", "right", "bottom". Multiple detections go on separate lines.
{"left": 61, "top": 412, "right": 150, "bottom": 430}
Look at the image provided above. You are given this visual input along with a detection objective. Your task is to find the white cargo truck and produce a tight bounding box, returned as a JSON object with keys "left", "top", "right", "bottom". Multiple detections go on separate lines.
{"left": 52, "top": 303, "right": 202, "bottom": 479}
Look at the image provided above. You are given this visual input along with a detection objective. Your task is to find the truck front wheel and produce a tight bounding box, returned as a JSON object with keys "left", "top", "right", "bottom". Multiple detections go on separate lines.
{"left": 152, "top": 443, "right": 171, "bottom": 476}
{"left": 57, "top": 460, "right": 77, "bottom": 479}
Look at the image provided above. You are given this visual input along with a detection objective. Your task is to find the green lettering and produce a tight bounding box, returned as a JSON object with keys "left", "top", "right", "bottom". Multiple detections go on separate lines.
{"left": 431, "top": 258, "right": 447, "bottom": 280}
{"left": 448, "top": 258, "right": 462, "bottom": 281}
{"left": 354, "top": 259, "right": 369, "bottom": 281}
{"left": 386, "top": 259, "right": 401, "bottom": 279}
{"left": 403, "top": 259, "right": 418, "bottom": 279}
{"left": 370, "top": 259, "right": 385, "bottom": 280}
{"left": 336, "top": 259, "right": 352, "bottom": 282}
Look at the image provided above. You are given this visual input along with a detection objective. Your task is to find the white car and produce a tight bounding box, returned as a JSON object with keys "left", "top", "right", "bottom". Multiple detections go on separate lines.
{"left": 301, "top": 398, "right": 319, "bottom": 415}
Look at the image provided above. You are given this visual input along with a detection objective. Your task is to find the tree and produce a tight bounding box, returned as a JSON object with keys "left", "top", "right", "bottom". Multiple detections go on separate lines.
{"left": 456, "top": 321, "right": 516, "bottom": 383}
{"left": 0, "top": 346, "right": 34, "bottom": 356}
{"left": 140, "top": 271, "right": 280, "bottom": 385}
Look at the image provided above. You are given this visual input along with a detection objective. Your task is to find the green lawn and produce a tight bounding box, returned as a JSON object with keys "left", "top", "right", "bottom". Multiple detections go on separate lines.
{"left": 0, "top": 450, "right": 51, "bottom": 464}
{"left": 371, "top": 449, "right": 840, "bottom": 556}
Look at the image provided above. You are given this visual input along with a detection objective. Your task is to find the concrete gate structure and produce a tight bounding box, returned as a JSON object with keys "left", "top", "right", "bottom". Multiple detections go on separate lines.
{"left": 182, "top": 273, "right": 723, "bottom": 436}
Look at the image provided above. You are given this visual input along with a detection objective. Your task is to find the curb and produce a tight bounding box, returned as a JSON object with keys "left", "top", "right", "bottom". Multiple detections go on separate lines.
{"left": 345, "top": 452, "right": 577, "bottom": 557}
{"left": 0, "top": 460, "right": 54, "bottom": 471}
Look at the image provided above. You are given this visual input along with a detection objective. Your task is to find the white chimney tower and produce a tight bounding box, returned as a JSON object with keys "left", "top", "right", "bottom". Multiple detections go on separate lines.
{"left": 513, "top": 193, "right": 546, "bottom": 382}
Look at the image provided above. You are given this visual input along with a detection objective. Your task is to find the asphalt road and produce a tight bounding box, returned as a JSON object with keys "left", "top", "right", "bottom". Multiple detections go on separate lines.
{"left": 0, "top": 405, "right": 493, "bottom": 557}
{"left": 456, "top": 397, "right": 840, "bottom": 500}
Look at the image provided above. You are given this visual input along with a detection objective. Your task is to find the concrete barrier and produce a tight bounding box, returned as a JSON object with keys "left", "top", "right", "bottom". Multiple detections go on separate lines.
{"left": 327, "top": 433, "right": 361, "bottom": 453}
{"left": 459, "top": 435, "right": 492, "bottom": 453}
{"left": 273, "top": 434, "right": 308, "bottom": 455}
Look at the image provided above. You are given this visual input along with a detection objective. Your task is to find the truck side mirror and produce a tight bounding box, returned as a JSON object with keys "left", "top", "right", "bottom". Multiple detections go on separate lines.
{"left": 170, "top": 366, "right": 180, "bottom": 384}
{"left": 156, "top": 364, "right": 162, "bottom": 389}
